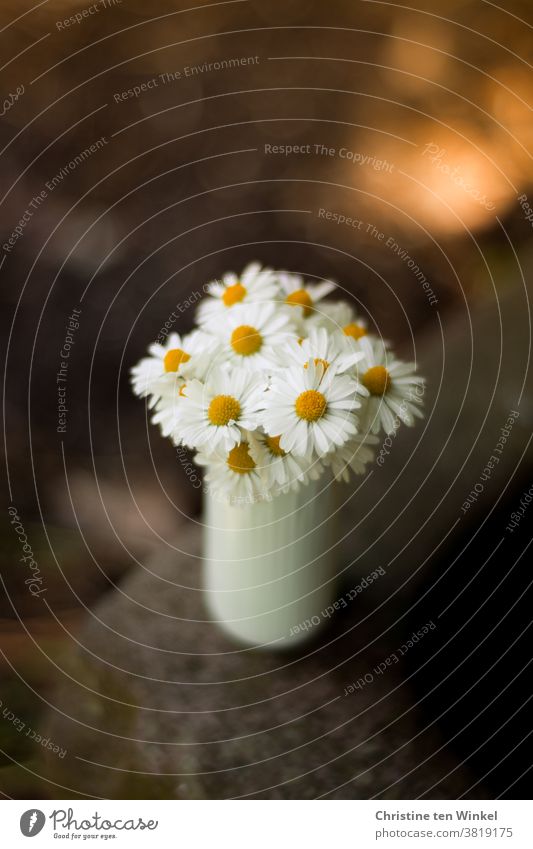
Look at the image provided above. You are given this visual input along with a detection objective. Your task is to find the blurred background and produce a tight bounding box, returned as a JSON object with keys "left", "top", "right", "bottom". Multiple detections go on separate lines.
{"left": 1, "top": 0, "right": 532, "bottom": 799}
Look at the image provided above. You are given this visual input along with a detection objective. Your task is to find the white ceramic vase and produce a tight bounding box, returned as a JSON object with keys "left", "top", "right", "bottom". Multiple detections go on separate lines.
{"left": 203, "top": 479, "right": 338, "bottom": 649}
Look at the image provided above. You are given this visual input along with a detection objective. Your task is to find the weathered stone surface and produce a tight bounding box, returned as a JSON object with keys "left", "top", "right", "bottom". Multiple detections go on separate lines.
{"left": 45, "top": 525, "right": 485, "bottom": 799}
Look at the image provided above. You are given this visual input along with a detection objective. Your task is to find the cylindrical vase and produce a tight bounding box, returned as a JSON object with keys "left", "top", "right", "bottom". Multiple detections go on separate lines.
{"left": 203, "top": 479, "right": 338, "bottom": 649}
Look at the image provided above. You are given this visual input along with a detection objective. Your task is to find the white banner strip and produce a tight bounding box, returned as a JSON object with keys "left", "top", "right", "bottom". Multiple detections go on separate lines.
{"left": 1, "top": 800, "right": 533, "bottom": 848}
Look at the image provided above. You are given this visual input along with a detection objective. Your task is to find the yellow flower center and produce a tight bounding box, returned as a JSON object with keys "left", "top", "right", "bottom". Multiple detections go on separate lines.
{"left": 265, "top": 434, "right": 286, "bottom": 456}
{"left": 163, "top": 348, "right": 191, "bottom": 372}
{"left": 362, "top": 365, "right": 391, "bottom": 395}
{"left": 227, "top": 442, "right": 256, "bottom": 474}
{"left": 179, "top": 383, "right": 187, "bottom": 397}
{"left": 304, "top": 357, "right": 329, "bottom": 371}
{"left": 222, "top": 282, "right": 247, "bottom": 307}
{"left": 231, "top": 324, "right": 262, "bottom": 356}
{"left": 207, "top": 394, "right": 241, "bottom": 426}
{"left": 295, "top": 389, "right": 327, "bottom": 422}
{"left": 343, "top": 322, "right": 366, "bottom": 340}
{"left": 285, "top": 288, "right": 313, "bottom": 317}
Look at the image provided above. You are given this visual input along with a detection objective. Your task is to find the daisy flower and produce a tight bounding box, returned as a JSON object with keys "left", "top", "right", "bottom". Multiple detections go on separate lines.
{"left": 196, "top": 262, "right": 279, "bottom": 324}
{"left": 250, "top": 430, "right": 325, "bottom": 496}
{"left": 357, "top": 336, "right": 425, "bottom": 436}
{"left": 323, "top": 434, "right": 379, "bottom": 482}
{"left": 261, "top": 360, "right": 361, "bottom": 457}
{"left": 174, "top": 368, "right": 266, "bottom": 451}
{"left": 203, "top": 301, "right": 297, "bottom": 373}
{"left": 277, "top": 271, "right": 336, "bottom": 320}
{"left": 195, "top": 435, "right": 270, "bottom": 505}
{"left": 286, "top": 325, "right": 364, "bottom": 375}
{"left": 130, "top": 329, "right": 217, "bottom": 407}
{"left": 307, "top": 300, "right": 369, "bottom": 342}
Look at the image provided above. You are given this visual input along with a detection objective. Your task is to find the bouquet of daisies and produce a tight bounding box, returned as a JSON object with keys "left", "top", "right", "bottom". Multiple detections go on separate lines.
{"left": 131, "top": 263, "right": 424, "bottom": 505}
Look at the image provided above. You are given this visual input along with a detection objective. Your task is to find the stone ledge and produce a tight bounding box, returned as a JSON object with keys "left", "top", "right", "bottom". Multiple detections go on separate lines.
{"left": 44, "top": 525, "right": 486, "bottom": 799}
